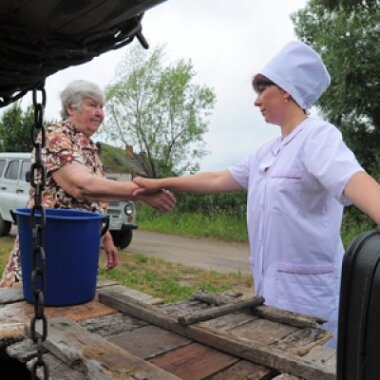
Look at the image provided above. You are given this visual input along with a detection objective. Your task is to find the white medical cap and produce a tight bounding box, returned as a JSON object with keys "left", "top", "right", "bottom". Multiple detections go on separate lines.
{"left": 254, "top": 41, "right": 331, "bottom": 110}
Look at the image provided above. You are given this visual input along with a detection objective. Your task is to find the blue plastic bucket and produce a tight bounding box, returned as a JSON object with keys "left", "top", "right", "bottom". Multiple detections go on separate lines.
{"left": 13, "top": 208, "right": 108, "bottom": 306}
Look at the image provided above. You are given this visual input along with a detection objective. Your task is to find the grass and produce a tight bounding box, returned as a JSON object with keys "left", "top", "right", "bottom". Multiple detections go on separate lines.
{"left": 99, "top": 252, "right": 252, "bottom": 303}
{"left": 0, "top": 234, "right": 253, "bottom": 304}
{"left": 0, "top": 208, "right": 369, "bottom": 304}
{"left": 137, "top": 208, "right": 249, "bottom": 243}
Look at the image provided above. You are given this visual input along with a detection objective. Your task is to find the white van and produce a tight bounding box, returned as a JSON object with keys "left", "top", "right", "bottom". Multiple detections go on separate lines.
{"left": 0, "top": 152, "right": 137, "bottom": 248}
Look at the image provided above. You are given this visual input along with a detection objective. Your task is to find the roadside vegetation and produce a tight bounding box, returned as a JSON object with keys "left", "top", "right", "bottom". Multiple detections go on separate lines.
{"left": 0, "top": 233, "right": 253, "bottom": 304}
{"left": 0, "top": 0, "right": 378, "bottom": 305}
{"left": 137, "top": 192, "right": 375, "bottom": 249}
{"left": 0, "top": 194, "right": 374, "bottom": 303}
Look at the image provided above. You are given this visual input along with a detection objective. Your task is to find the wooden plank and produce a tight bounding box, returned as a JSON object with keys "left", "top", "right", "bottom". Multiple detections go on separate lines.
{"left": 0, "top": 323, "right": 25, "bottom": 343}
{"left": 253, "top": 305, "right": 326, "bottom": 329}
{"left": 209, "top": 360, "right": 276, "bottom": 380}
{"left": 98, "top": 287, "right": 336, "bottom": 380}
{"left": 193, "top": 289, "right": 243, "bottom": 305}
{"left": 303, "top": 346, "right": 336, "bottom": 370}
{"left": 8, "top": 339, "right": 86, "bottom": 380}
{"left": 0, "top": 299, "right": 116, "bottom": 344}
{"left": 79, "top": 312, "right": 149, "bottom": 338}
{"left": 272, "top": 375, "right": 302, "bottom": 380}
{"left": 0, "top": 278, "right": 116, "bottom": 305}
{"left": 177, "top": 297, "right": 264, "bottom": 325}
{"left": 162, "top": 300, "right": 209, "bottom": 318}
{"left": 7, "top": 337, "right": 42, "bottom": 362}
{"left": 149, "top": 342, "right": 239, "bottom": 380}
{"left": 199, "top": 310, "right": 259, "bottom": 332}
{"left": 108, "top": 325, "right": 191, "bottom": 359}
{"left": 271, "top": 327, "right": 332, "bottom": 356}
{"left": 0, "top": 286, "right": 23, "bottom": 305}
{"left": 27, "top": 353, "right": 88, "bottom": 380}
{"left": 103, "top": 284, "right": 163, "bottom": 305}
{"left": 194, "top": 291, "right": 325, "bottom": 329}
{"left": 96, "top": 278, "right": 120, "bottom": 288}
{"left": 228, "top": 318, "right": 298, "bottom": 347}
{"left": 30, "top": 316, "right": 181, "bottom": 380}
{"left": 0, "top": 299, "right": 116, "bottom": 325}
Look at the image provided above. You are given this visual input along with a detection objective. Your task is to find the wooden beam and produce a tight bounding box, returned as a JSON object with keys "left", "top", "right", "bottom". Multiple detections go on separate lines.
{"left": 98, "top": 288, "right": 335, "bottom": 380}
{"left": 29, "top": 316, "right": 181, "bottom": 380}
{"left": 178, "top": 297, "right": 265, "bottom": 325}
{"left": 0, "top": 287, "right": 23, "bottom": 305}
{"left": 194, "top": 291, "right": 326, "bottom": 329}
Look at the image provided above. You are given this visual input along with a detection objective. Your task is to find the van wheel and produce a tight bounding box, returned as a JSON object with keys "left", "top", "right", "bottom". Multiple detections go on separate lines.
{"left": 0, "top": 215, "right": 11, "bottom": 236}
{"left": 110, "top": 229, "right": 133, "bottom": 250}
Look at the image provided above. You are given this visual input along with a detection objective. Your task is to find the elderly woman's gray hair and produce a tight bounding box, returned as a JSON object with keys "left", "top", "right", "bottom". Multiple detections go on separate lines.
{"left": 60, "top": 80, "right": 104, "bottom": 118}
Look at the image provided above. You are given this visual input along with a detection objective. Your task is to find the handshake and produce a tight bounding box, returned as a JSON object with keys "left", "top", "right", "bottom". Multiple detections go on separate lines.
{"left": 132, "top": 176, "right": 176, "bottom": 213}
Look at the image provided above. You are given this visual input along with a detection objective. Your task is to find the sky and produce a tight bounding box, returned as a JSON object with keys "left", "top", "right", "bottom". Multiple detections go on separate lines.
{"left": 21, "top": 0, "right": 308, "bottom": 171}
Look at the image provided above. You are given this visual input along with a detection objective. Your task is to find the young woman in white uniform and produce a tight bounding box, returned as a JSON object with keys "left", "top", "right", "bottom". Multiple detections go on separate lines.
{"left": 132, "top": 41, "right": 380, "bottom": 347}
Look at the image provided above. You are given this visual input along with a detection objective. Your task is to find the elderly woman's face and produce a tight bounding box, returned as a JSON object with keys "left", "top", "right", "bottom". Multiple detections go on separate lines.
{"left": 68, "top": 97, "right": 104, "bottom": 137}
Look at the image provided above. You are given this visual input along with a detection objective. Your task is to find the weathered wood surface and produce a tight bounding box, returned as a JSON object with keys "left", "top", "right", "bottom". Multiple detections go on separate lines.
{"left": 0, "top": 298, "right": 116, "bottom": 325}
{"left": 31, "top": 316, "right": 182, "bottom": 380}
{"left": 98, "top": 287, "right": 335, "bottom": 380}
{"left": 0, "top": 281, "right": 159, "bottom": 345}
{"left": 99, "top": 284, "right": 164, "bottom": 305}
{"left": 177, "top": 296, "right": 265, "bottom": 325}
{"left": 2, "top": 284, "right": 336, "bottom": 379}
{"left": 194, "top": 290, "right": 326, "bottom": 328}
{"left": 149, "top": 341, "right": 239, "bottom": 380}
{"left": 0, "top": 286, "right": 24, "bottom": 304}
{"left": 8, "top": 338, "right": 87, "bottom": 380}
{"left": 108, "top": 324, "right": 191, "bottom": 359}
{"left": 80, "top": 311, "right": 274, "bottom": 380}
{"left": 209, "top": 360, "right": 276, "bottom": 380}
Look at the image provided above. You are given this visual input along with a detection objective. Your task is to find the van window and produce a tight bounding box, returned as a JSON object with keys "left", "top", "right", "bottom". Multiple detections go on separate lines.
{"left": 20, "top": 160, "right": 31, "bottom": 182}
{"left": 4, "top": 160, "right": 20, "bottom": 180}
{"left": 0, "top": 160, "right": 6, "bottom": 177}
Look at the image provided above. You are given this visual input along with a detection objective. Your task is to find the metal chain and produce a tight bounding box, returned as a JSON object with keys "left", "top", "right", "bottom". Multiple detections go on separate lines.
{"left": 30, "top": 85, "right": 49, "bottom": 380}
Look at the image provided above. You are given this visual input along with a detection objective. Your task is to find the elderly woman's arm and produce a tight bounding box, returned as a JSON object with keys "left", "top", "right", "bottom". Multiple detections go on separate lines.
{"left": 52, "top": 161, "right": 176, "bottom": 212}
{"left": 344, "top": 171, "right": 380, "bottom": 225}
{"left": 102, "top": 230, "right": 118, "bottom": 270}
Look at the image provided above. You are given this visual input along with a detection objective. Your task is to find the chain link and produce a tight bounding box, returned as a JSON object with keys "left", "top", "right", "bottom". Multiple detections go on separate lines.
{"left": 30, "top": 85, "right": 49, "bottom": 380}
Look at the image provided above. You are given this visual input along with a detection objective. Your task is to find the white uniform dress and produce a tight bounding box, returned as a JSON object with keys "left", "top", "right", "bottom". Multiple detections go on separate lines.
{"left": 229, "top": 117, "right": 363, "bottom": 347}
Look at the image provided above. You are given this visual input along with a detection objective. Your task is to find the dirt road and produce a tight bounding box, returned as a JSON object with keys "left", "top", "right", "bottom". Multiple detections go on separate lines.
{"left": 10, "top": 225, "right": 251, "bottom": 274}
{"left": 126, "top": 229, "right": 251, "bottom": 274}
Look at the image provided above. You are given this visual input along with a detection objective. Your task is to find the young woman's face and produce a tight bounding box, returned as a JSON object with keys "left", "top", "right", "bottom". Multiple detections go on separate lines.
{"left": 254, "top": 83, "right": 287, "bottom": 126}
{"left": 68, "top": 97, "right": 104, "bottom": 137}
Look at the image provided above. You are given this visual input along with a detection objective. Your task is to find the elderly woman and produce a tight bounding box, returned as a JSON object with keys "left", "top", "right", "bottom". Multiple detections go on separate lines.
{"left": 0, "top": 79, "right": 175, "bottom": 287}
{"left": 132, "top": 41, "right": 380, "bottom": 348}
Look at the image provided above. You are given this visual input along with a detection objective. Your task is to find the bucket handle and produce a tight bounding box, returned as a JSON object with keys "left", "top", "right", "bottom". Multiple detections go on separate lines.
{"left": 101, "top": 215, "right": 109, "bottom": 236}
{"left": 10, "top": 209, "right": 17, "bottom": 224}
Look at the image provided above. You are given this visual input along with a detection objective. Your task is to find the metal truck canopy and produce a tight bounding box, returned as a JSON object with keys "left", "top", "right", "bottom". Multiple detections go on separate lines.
{"left": 0, "top": 0, "right": 166, "bottom": 107}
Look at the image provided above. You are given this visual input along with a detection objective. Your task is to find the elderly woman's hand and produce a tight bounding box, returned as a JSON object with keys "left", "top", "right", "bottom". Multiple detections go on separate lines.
{"left": 140, "top": 189, "right": 176, "bottom": 213}
{"left": 102, "top": 230, "right": 119, "bottom": 270}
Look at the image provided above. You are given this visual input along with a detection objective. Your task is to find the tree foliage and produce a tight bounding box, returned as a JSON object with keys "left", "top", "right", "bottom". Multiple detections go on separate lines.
{"left": 292, "top": 1, "right": 380, "bottom": 177}
{"left": 0, "top": 103, "right": 34, "bottom": 152}
{"left": 320, "top": 0, "right": 379, "bottom": 10}
{"left": 103, "top": 45, "right": 216, "bottom": 177}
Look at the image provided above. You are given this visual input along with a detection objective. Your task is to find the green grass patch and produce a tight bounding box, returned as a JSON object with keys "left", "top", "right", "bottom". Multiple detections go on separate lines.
{"left": 99, "top": 252, "right": 252, "bottom": 303}
{"left": 0, "top": 234, "right": 253, "bottom": 304}
{"left": 137, "top": 206, "right": 248, "bottom": 243}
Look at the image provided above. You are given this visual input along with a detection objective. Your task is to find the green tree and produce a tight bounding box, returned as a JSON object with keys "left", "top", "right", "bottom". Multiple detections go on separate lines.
{"left": 103, "top": 45, "right": 216, "bottom": 177}
{"left": 292, "top": 0, "right": 380, "bottom": 177}
{"left": 0, "top": 103, "right": 34, "bottom": 152}
{"left": 322, "top": 0, "right": 379, "bottom": 9}
{"left": 292, "top": 0, "right": 380, "bottom": 229}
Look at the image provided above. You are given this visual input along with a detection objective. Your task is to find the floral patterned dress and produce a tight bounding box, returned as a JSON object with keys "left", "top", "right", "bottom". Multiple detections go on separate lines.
{"left": 0, "top": 119, "right": 108, "bottom": 287}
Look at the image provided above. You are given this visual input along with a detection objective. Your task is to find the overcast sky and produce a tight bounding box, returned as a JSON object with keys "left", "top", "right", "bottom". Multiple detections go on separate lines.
{"left": 24, "top": 0, "right": 309, "bottom": 171}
